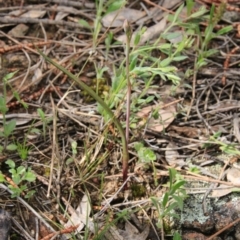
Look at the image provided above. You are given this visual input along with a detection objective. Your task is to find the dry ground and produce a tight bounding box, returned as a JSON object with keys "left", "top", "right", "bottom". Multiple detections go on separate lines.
{"left": 1, "top": 0, "right": 240, "bottom": 239}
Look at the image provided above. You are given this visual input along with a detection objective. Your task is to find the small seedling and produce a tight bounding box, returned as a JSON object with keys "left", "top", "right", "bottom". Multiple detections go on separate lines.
{"left": 16, "top": 141, "right": 31, "bottom": 161}
{"left": 151, "top": 168, "right": 187, "bottom": 238}
{"left": 66, "top": 140, "right": 78, "bottom": 165}
{"left": 0, "top": 159, "right": 36, "bottom": 198}
{"left": 134, "top": 142, "right": 156, "bottom": 163}
{"left": 0, "top": 71, "right": 18, "bottom": 150}
{"left": 37, "top": 108, "right": 52, "bottom": 141}
{"left": 204, "top": 131, "right": 240, "bottom": 156}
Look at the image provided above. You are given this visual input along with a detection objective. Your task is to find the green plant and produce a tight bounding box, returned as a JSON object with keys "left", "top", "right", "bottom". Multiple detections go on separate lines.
{"left": 16, "top": 140, "right": 31, "bottom": 161}
{"left": 37, "top": 108, "right": 52, "bottom": 141}
{"left": 0, "top": 70, "right": 36, "bottom": 198}
{"left": 99, "top": 8, "right": 194, "bottom": 122}
{"left": 134, "top": 141, "right": 158, "bottom": 185}
{"left": 205, "top": 131, "right": 240, "bottom": 156}
{"left": 0, "top": 70, "right": 30, "bottom": 155}
{"left": 123, "top": 19, "right": 132, "bottom": 144}
{"left": 38, "top": 50, "right": 129, "bottom": 183}
{"left": 173, "top": 232, "right": 182, "bottom": 240}
{"left": 66, "top": 140, "right": 78, "bottom": 165}
{"left": 78, "top": 0, "right": 126, "bottom": 49}
{"left": 93, "top": 209, "right": 130, "bottom": 240}
{"left": 151, "top": 168, "right": 187, "bottom": 239}
{"left": 0, "top": 71, "right": 18, "bottom": 151}
{"left": 0, "top": 159, "right": 36, "bottom": 198}
{"left": 174, "top": 1, "right": 232, "bottom": 69}
{"left": 134, "top": 142, "right": 156, "bottom": 163}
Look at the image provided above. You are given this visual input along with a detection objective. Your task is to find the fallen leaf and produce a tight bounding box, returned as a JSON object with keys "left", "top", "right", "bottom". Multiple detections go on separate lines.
{"left": 64, "top": 194, "right": 91, "bottom": 238}
{"left": 32, "top": 68, "right": 42, "bottom": 83}
{"left": 208, "top": 100, "right": 239, "bottom": 111}
{"left": 8, "top": 24, "right": 29, "bottom": 37}
{"left": 227, "top": 167, "right": 240, "bottom": 185}
{"left": 162, "top": 0, "right": 183, "bottom": 9}
{"left": 165, "top": 142, "right": 185, "bottom": 167}
{"left": 8, "top": 8, "right": 46, "bottom": 19}
{"left": 118, "top": 221, "right": 149, "bottom": 240}
{"left": 117, "top": 18, "right": 166, "bottom": 46}
{"left": 210, "top": 184, "right": 233, "bottom": 198}
{"left": 0, "top": 113, "right": 34, "bottom": 126}
{"left": 137, "top": 101, "right": 176, "bottom": 133}
{"left": 102, "top": 8, "right": 145, "bottom": 27}
{"left": 55, "top": 7, "right": 76, "bottom": 21}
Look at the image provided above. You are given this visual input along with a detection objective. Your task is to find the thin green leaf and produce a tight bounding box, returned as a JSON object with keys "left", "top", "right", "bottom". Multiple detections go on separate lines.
{"left": 173, "top": 56, "right": 188, "bottom": 61}
{"left": 78, "top": 19, "right": 92, "bottom": 29}
{"left": 37, "top": 108, "right": 45, "bottom": 119}
{"left": 216, "top": 26, "right": 233, "bottom": 35}
{"left": 150, "top": 197, "right": 161, "bottom": 212}
{"left": 162, "top": 192, "right": 169, "bottom": 208}
{"left": 159, "top": 43, "right": 172, "bottom": 49}
{"left": 0, "top": 96, "right": 8, "bottom": 113}
{"left": 25, "top": 190, "right": 35, "bottom": 198}
{"left": 187, "top": 6, "right": 208, "bottom": 19}
{"left": 171, "top": 4, "right": 184, "bottom": 23}
{"left": 172, "top": 195, "right": 184, "bottom": 210}
{"left": 171, "top": 180, "right": 185, "bottom": 195}
{"left": 105, "top": 0, "right": 126, "bottom": 14}
{"left": 130, "top": 54, "right": 138, "bottom": 71}
{"left": 159, "top": 58, "right": 172, "bottom": 68}
{"left": 163, "top": 202, "right": 179, "bottom": 215}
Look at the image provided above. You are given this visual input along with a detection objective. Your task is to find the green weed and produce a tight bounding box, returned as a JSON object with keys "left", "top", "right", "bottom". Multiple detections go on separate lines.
{"left": 0, "top": 70, "right": 36, "bottom": 199}
{"left": 151, "top": 168, "right": 187, "bottom": 238}
{"left": 37, "top": 108, "right": 53, "bottom": 141}
{"left": 0, "top": 72, "right": 18, "bottom": 151}
{"left": 0, "top": 159, "right": 36, "bottom": 198}
{"left": 175, "top": 0, "right": 232, "bottom": 69}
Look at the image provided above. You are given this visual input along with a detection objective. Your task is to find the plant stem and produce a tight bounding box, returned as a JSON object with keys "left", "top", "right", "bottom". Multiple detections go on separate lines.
{"left": 38, "top": 50, "right": 129, "bottom": 183}
{"left": 123, "top": 20, "right": 132, "bottom": 145}
{"left": 2, "top": 75, "right": 8, "bottom": 149}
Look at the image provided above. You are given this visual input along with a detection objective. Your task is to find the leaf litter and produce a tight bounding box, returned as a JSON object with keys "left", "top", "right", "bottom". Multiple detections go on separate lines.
{"left": 1, "top": 0, "right": 240, "bottom": 239}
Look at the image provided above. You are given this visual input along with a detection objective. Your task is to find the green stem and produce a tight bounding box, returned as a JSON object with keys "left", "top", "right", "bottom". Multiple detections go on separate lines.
{"left": 38, "top": 50, "right": 129, "bottom": 182}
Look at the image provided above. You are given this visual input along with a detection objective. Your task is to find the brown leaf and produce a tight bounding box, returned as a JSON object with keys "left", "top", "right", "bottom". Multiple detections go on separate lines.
{"left": 102, "top": 8, "right": 145, "bottom": 27}
{"left": 137, "top": 102, "right": 176, "bottom": 133}
{"left": 119, "top": 221, "right": 149, "bottom": 240}
{"left": 210, "top": 184, "right": 233, "bottom": 198}
{"left": 227, "top": 167, "right": 240, "bottom": 185}
{"left": 117, "top": 18, "right": 166, "bottom": 46}
{"left": 165, "top": 142, "right": 185, "bottom": 167}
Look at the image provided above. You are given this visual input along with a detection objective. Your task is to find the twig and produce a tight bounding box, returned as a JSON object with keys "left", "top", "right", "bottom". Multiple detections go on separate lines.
{"left": 202, "top": 155, "right": 231, "bottom": 214}
{"left": 0, "top": 17, "right": 84, "bottom": 28}
{"left": 222, "top": 46, "right": 239, "bottom": 85}
{"left": 40, "top": 224, "right": 79, "bottom": 240}
{"left": 43, "top": 0, "right": 95, "bottom": 9}
{"left": 206, "top": 217, "right": 240, "bottom": 240}
{"left": 0, "top": 184, "right": 58, "bottom": 237}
